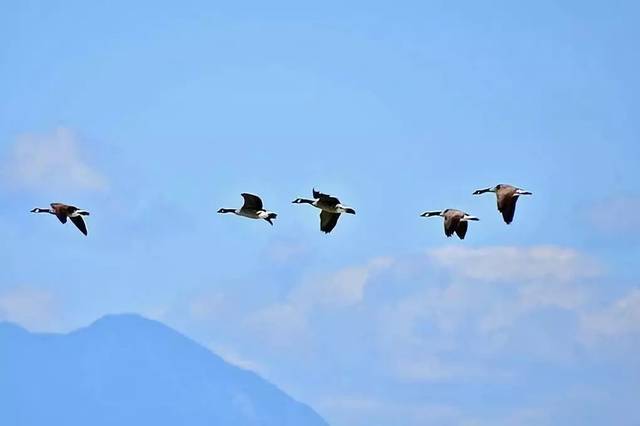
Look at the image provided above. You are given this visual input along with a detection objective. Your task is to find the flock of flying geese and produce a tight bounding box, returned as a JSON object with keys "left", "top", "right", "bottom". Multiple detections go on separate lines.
{"left": 30, "top": 184, "right": 532, "bottom": 238}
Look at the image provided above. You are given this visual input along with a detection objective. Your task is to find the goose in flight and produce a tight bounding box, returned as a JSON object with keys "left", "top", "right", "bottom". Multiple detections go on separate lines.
{"left": 473, "top": 184, "right": 532, "bottom": 224}
{"left": 218, "top": 193, "right": 277, "bottom": 225}
{"left": 292, "top": 189, "right": 355, "bottom": 234}
{"left": 420, "top": 209, "right": 479, "bottom": 240}
{"left": 30, "top": 203, "right": 90, "bottom": 235}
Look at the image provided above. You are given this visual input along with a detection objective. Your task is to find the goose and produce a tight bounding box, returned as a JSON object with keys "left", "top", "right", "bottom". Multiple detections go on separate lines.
{"left": 473, "top": 184, "right": 532, "bottom": 224}
{"left": 218, "top": 193, "right": 277, "bottom": 225}
{"left": 420, "top": 209, "right": 479, "bottom": 240}
{"left": 292, "top": 189, "right": 355, "bottom": 234}
{"left": 30, "top": 203, "right": 90, "bottom": 235}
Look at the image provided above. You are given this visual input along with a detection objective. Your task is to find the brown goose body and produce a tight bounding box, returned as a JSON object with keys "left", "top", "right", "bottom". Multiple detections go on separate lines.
{"left": 421, "top": 209, "right": 479, "bottom": 240}
{"left": 473, "top": 184, "right": 532, "bottom": 224}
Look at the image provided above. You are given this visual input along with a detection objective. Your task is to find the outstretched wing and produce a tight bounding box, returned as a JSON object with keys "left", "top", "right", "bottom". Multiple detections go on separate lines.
{"left": 497, "top": 195, "right": 518, "bottom": 224}
{"left": 443, "top": 214, "right": 460, "bottom": 237}
{"left": 241, "top": 193, "right": 263, "bottom": 211}
{"left": 70, "top": 216, "right": 88, "bottom": 235}
{"left": 455, "top": 221, "right": 468, "bottom": 239}
{"left": 313, "top": 189, "right": 340, "bottom": 206}
{"left": 320, "top": 211, "right": 341, "bottom": 233}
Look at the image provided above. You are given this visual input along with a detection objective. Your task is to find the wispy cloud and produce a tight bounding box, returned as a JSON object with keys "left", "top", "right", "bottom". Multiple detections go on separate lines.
{"left": 393, "top": 356, "right": 498, "bottom": 383}
{"left": 128, "top": 242, "right": 639, "bottom": 425}
{"left": 245, "top": 303, "right": 309, "bottom": 347}
{"left": 428, "top": 246, "right": 600, "bottom": 283}
{"left": 246, "top": 257, "right": 394, "bottom": 347}
{"left": 580, "top": 289, "right": 640, "bottom": 341}
{"left": 2, "top": 127, "right": 107, "bottom": 192}
{"left": 207, "top": 342, "right": 269, "bottom": 374}
{"left": 290, "top": 257, "right": 394, "bottom": 309}
{"left": 318, "top": 396, "right": 470, "bottom": 426}
{"left": 0, "top": 287, "right": 61, "bottom": 331}
{"left": 378, "top": 245, "right": 607, "bottom": 383}
{"left": 187, "top": 292, "right": 226, "bottom": 321}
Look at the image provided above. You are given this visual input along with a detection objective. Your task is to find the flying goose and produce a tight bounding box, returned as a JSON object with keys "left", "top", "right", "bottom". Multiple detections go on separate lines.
{"left": 473, "top": 184, "right": 532, "bottom": 224}
{"left": 420, "top": 209, "right": 479, "bottom": 239}
{"left": 30, "top": 203, "right": 90, "bottom": 235}
{"left": 292, "top": 189, "right": 355, "bottom": 234}
{"left": 218, "top": 193, "right": 277, "bottom": 225}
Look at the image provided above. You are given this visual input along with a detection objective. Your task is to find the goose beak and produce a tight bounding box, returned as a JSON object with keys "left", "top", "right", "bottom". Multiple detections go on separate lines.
{"left": 346, "top": 208, "right": 356, "bottom": 215}
{"left": 30, "top": 208, "right": 37, "bottom": 213}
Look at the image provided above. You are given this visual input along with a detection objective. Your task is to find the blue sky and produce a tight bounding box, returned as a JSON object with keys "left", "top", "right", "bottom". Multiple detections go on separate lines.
{"left": 1, "top": 1, "right": 639, "bottom": 424}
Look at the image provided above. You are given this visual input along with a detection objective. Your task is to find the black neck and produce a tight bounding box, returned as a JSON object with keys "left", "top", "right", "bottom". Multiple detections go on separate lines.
{"left": 422, "top": 211, "right": 442, "bottom": 217}
{"left": 473, "top": 188, "right": 492, "bottom": 195}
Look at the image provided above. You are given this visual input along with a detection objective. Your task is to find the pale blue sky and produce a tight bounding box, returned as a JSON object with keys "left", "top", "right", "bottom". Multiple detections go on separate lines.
{"left": 1, "top": 1, "right": 639, "bottom": 425}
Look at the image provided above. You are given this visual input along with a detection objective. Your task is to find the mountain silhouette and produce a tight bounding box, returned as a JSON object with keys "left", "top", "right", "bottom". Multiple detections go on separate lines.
{"left": 0, "top": 314, "right": 328, "bottom": 426}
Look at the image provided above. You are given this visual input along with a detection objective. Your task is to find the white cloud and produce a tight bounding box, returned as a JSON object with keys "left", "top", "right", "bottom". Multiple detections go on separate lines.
{"left": 0, "top": 287, "right": 61, "bottom": 331}
{"left": 290, "top": 257, "right": 394, "bottom": 309}
{"left": 318, "top": 396, "right": 470, "bottom": 426}
{"left": 207, "top": 343, "right": 268, "bottom": 374}
{"left": 126, "top": 244, "right": 639, "bottom": 426}
{"left": 427, "top": 245, "right": 600, "bottom": 283}
{"left": 246, "top": 257, "right": 394, "bottom": 347}
{"left": 246, "top": 303, "right": 309, "bottom": 347}
{"left": 2, "top": 127, "right": 107, "bottom": 191}
{"left": 375, "top": 245, "right": 608, "bottom": 383}
{"left": 477, "top": 280, "right": 591, "bottom": 335}
{"left": 393, "top": 356, "right": 495, "bottom": 383}
{"left": 580, "top": 288, "right": 640, "bottom": 340}
{"left": 188, "top": 293, "right": 226, "bottom": 321}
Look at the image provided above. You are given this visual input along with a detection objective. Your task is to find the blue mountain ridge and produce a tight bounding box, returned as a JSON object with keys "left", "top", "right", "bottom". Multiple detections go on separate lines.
{"left": 0, "top": 314, "right": 328, "bottom": 426}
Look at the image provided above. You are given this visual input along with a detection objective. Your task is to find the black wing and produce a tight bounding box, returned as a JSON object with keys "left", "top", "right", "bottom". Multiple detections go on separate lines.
{"left": 313, "top": 189, "right": 340, "bottom": 206}
{"left": 497, "top": 195, "right": 518, "bottom": 224}
{"left": 455, "top": 221, "right": 468, "bottom": 240}
{"left": 320, "top": 211, "right": 341, "bottom": 233}
{"left": 240, "top": 193, "right": 264, "bottom": 211}
{"left": 443, "top": 214, "right": 460, "bottom": 237}
{"left": 70, "top": 216, "right": 88, "bottom": 236}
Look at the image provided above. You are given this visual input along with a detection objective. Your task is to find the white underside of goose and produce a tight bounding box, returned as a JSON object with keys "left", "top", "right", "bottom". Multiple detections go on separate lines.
{"left": 311, "top": 202, "right": 353, "bottom": 214}
{"left": 234, "top": 209, "right": 276, "bottom": 220}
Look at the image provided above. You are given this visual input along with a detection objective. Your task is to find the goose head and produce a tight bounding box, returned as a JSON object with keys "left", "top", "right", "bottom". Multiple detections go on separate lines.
{"left": 473, "top": 185, "right": 498, "bottom": 195}
{"left": 420, "top": 211, "right": 443, "bottom": 218}
{"left": 291, "top": 198, "right": 314, "bottom": 204}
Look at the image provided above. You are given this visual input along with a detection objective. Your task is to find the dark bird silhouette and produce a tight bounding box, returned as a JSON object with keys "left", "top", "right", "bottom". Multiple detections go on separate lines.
{"left": 31, "top": 203, "right": 90, "bottom": 235}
